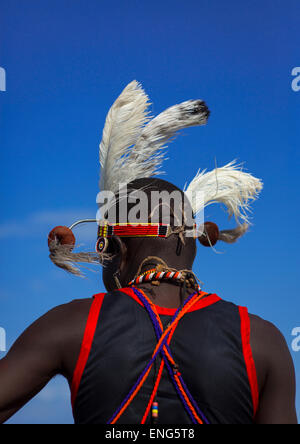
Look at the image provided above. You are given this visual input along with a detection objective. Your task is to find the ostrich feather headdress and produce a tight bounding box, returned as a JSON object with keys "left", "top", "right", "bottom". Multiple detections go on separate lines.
{"left": 48, "top": 80, "right": 262, "bottom": 275}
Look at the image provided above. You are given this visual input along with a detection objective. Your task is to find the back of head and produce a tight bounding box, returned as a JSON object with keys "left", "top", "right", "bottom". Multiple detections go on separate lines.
{"left": 117, "top": 177, "right": 197, "bottom": 272}
{"left": 101, "top": 177, "right": 197, "bottom": 289}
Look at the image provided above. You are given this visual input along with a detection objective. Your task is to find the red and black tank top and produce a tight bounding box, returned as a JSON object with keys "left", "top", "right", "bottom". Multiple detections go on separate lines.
{"left": 71, "top": 288, "right": 259, "bottom": 424}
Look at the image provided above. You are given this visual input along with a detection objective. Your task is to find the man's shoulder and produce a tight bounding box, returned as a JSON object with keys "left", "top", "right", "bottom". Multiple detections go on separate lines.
{"left": 47, "top": 297, "right": 94, "bottom": 317}
{"left": 22, "top": 297, "right": 95, "bottom": 349}
{"left": 40, "top": 297, "right": 94, "bottom": 334}
{"left": 248, "top": 314, "right": 297, "bottom": 424}
{"left": 248, "top": 313, "right": 292, "bottom": 391}
{"left": 248, "top": 313, "right": 287, "bottom": 350}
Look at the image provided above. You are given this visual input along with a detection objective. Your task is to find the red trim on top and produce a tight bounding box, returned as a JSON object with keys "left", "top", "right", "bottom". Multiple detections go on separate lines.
{"left": 119, "top": 287, "right": 221, "bottom": 315}
{"left": 239, "top": 306, "right": 259, "bottom": 417}
{"left": 71, "top": 293, "right": 105, "bottom": 409}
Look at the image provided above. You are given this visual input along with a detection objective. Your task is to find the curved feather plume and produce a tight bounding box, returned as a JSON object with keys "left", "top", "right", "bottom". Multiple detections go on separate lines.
{"left": 126, "top": 99, "right": 210, "bottom": 179}
{"left": 49, "top": 242, "right": 107, "bottom": 276}
{"left": 218, "top": 223, "right": 249, "bottom": 244}
{"left": 185, "top": 161, "right": 263, "bottom": 228}
{"left": 99, "top": 80, "right": 151, "bottom": 193}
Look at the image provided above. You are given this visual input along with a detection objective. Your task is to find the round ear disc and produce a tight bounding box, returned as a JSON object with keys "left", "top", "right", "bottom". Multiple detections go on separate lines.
{"left": 198, "top": 222, "right": 219, "bottom": 247}
{"left": 48, "top": 226, "right": 76, "bottom": 252}
{"left": 95, "top": 237, "right": 109, "bottom": 254}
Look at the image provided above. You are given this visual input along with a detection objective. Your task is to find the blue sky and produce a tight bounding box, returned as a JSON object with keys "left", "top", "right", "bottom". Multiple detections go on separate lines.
{"left": 0, "top": 0, "right": 299, "bottom": 424}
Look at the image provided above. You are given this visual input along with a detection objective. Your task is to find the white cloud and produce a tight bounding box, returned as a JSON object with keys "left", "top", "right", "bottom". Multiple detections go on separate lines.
{"left": 0, "top": 209, "right": 97, "bottom": 243}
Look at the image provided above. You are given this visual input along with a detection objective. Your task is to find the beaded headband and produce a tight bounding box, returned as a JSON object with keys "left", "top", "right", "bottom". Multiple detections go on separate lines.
{"left": 97, "top": 222, "right": 172, "bottom": 239}
{"left": 95, "top": 222, "right": 197, "bottom": 254}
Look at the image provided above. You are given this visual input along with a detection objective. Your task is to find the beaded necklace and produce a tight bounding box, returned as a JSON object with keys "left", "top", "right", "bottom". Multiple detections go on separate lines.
{"left": 128, "top": 267, "right": 201, "bottom": 293}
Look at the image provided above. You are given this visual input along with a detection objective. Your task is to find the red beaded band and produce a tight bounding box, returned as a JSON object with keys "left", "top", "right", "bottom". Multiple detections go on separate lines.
{"left": 97, "top": 222, "right": 197, "bottom": 239}
{"left": 98, "top": 223, "right": 171, "bottom": 239}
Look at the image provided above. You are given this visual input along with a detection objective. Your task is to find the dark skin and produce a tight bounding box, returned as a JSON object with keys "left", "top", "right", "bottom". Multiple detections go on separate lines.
{"left": 0, "top": 237, "right": 297, "bottom": 424}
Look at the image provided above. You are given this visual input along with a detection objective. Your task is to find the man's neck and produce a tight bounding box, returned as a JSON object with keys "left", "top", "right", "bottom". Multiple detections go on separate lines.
{"left": 134, "top": 281, "right": 196, "bottom": 309}
{"left": 122, "top": 258, "right": 197, "bottom": 308}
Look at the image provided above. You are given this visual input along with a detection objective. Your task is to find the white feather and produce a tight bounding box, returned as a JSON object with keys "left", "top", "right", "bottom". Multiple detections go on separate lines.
{"left": 219, "top": 223, "right": 249, "bottom": 243}
{"left": 184, "top": 161, "right": 263, "bottom": 225}
{"left": 99, "top": 80, "right": 151, "bottom": 193}
{"left": 126, "top": 99, "right": 210, "bottom": 179}
{"left": 99, "top": 88, "right": 210, "bottom": 193}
